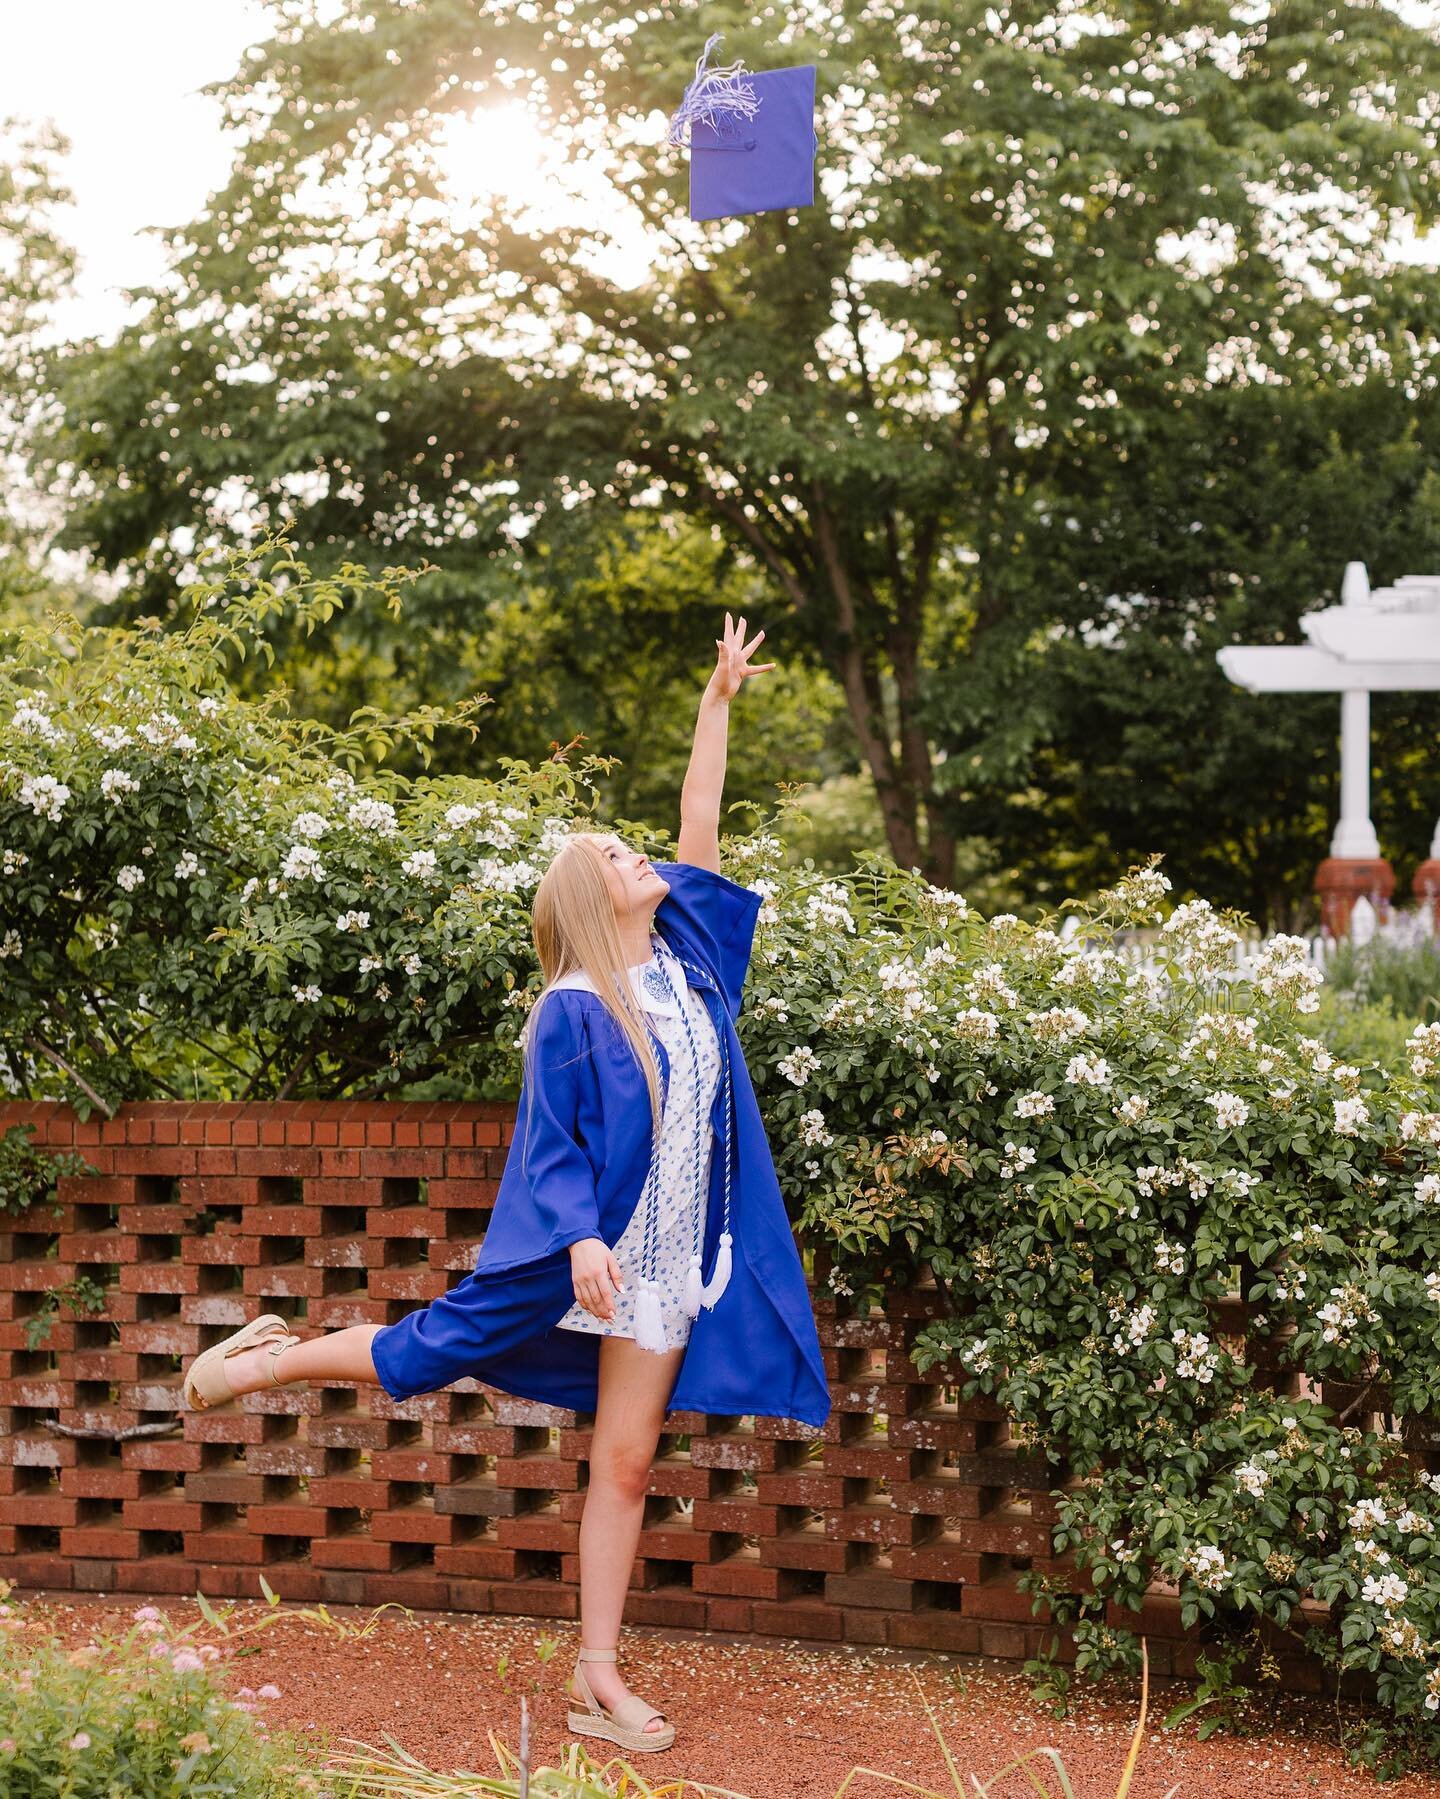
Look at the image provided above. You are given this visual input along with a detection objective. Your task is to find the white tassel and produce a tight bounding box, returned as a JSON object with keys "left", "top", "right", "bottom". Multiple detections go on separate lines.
{"left": 634, "top": 1275, "right": 668, "bottom": 1353}
{"left": 682, "top": 1253, "right": 704, "bottom": 1319}
{"left": 700, "top": 1231, "right": 732, "bottom": 1309}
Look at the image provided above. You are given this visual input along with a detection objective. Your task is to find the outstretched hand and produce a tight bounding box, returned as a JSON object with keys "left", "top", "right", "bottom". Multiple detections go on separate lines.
{"left": 710, "top": 611, "right": 776, "bottom": 702}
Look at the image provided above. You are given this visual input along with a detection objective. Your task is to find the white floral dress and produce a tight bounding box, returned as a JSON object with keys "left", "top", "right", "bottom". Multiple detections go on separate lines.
{"left": 555, "top": 935, "right": 722, "bottom": 1351}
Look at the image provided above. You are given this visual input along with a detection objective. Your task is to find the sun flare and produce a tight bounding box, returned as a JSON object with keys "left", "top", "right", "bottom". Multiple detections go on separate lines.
{"left": 433, "top": 104, "right": 563, "bottom": 215}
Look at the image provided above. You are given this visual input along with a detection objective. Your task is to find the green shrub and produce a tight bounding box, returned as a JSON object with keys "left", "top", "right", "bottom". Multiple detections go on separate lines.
{"left": 1315, "top": 990, "right": 1423, "bottom": 1075}
{"left": 0, "top": 1581, "right": 317, "bottom": 1795}
{"left": 736, "top": 859, "right": 1440, "bottom": 1773}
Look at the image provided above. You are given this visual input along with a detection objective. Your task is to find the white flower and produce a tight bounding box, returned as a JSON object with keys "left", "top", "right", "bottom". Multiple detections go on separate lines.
{"left": 1317, "top": 1283, "right": 1378, "bottom": 1344}
{"left": 1001, "top": 1141, "right": 1037, "bottom": 1178}
{"left": 2, "top": 849, "right": 28, "bottom": 874}
{"left": 402, "top": 849, "right": 439, "bottom": 882}
{"left": 18, "top": 773, "right": 70, "bottom": 821}
{"left": 291, "top": 984, "right": 323, "bottom": 1004}
{"left": 281, "top": 844, "right": 326, "bottom": 882}
{"left": 798, "top": 1109, "right": 834, "bottom": 1148}
{"left": 401, "top": 953, "right": 423, "bottom": 976}
{"left": 1064, "top": 1052, "right": 1110, "bottom": 1087}
{"left": 1400, "top": 1110, "right": 1440, "bottom": 1147}
{"left": 90, "top": 723, "right": 132, "bottom": 752}
{"left": 101, "top": 768, "right": 140, "bottom": 803}
{"left": 1026, "top": 1006, "right": 1091, "bottom": 1046}
{"left": 1154, "top": 1238, "right": 1186, "bottom": 1277}
{"left": 953, "top": 1006, "right": 999, "bottom": 1046}
{"left": 334, "top": 910, "right": 371, "bottom": 933}
{"left": 777, "top": 1045, "right": 820, "bottom": 1087}
{"left": 1184, "top": 1544, "right": 1231, "bottom": 1592}
{"left": 358, "top": 955, "right": 384, "bottom": 975}
{"left": 173, "top": 851, "right": 204, "bottom": 880}
{"left": 1113, "top": 1094, "right": 1149, "bottom": 1124}
{"left": 1171, "top": 1327, "right": 1219, "bottom": 1383}
{"left": 1416, "top": 1175, "right": 1440, "bottom": 1207}
{"left": 1234, "top": 1460, "right": 1270, "bottom": 1499}
{"left": 1110, "top": 1302, "right": 1156, "bottom": 1352}
{"left": 1409, "top": 1022, "right": 1440, "bottom": 1079}
{"left": 1206, "top": 1090, "right": 1249, "bottom": 1130}
{"left": 470, "top": 856, "right": 542, "bottom": 893}
{"left": 291, "top": 811, "right": 331, "bottom": 841}
{"left": 346, "top": 796, "right": 399, "bottom": 836}
{"left": 116, "top": 865, "right": 145, "bottom": 893}
{"left": 1333, "top": 1096, "right": 1370, "bottom": 1137}
{"left": 12, "top": 698, "right": 63, "bottom": 742}
{"left": 1014, "top": 1091, "right": 1055, "bottom": 1119}
{"left": 967, "top": 964, "right": 1019, "bottom": 1010}
{"left": 804, "top": 882, "right": 855, "bottom": 934}
{"left": 1361, "top": 1572, "right": 1410, "bottom": 1612}
{"left": 1349, "top": 1498, "right": 1388, "bottom": 1532}
{"left": 0, "top": 929, "right": 20, "bottom": 959}
{"left": 964, "top": 1337, "right": 993, "bottom": 1375}
{"left": 925, "top": 883, "right": 968, "bottom": 916}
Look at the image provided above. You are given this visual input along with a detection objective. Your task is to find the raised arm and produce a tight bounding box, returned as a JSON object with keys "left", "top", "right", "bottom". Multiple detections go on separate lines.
{"left": 677, "top": 611, "right": 775, "bottom": 871}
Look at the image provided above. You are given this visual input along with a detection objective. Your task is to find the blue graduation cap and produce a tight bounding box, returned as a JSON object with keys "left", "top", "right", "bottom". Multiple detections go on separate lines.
{"left": 667, "top": 35, "right": 817, "bottom": 223}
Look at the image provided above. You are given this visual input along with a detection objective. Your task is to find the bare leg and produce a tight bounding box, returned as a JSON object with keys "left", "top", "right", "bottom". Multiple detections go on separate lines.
{"left": 218, "top": 1324, "right": 385, "bottom": 1399}
{"left": 575, "top": 1334, "right": 686, "bottom": 1733}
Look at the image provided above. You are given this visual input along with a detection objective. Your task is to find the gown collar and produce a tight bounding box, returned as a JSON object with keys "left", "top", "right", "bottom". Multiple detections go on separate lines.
{"left": 546, "top": 932, "right": 717, "bottom": 1017}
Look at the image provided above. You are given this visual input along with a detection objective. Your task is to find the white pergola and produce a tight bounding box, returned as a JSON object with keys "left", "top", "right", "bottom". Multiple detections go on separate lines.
{"left": 1218, "top": 563, "right": 1440, "bottom": 868}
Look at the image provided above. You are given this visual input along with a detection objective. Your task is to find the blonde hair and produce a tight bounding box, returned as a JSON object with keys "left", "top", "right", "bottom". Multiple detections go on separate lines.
{"left": 523, "top": 831, "right": 665, "bottom": 1145}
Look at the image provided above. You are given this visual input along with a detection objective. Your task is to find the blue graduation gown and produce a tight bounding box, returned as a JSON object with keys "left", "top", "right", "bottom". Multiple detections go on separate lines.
{"left": 370, "top": 859, "right": 832, "bottom": 1431}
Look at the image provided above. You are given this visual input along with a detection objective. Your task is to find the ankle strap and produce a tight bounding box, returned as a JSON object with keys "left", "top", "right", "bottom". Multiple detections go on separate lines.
{"left": 577, "top": 1646, "right": 617, "bottom": 1662}
{"left": 266, "top": 1338, "right": 291, "bottom": 1386}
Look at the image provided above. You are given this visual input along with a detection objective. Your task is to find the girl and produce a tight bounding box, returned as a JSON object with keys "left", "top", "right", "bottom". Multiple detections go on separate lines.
{"left": 181, "top": 613, "right": 832, "bottom": 1754}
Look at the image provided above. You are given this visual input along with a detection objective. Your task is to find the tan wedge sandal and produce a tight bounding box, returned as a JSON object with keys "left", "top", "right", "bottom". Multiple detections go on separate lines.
{"left": 182, "top": 1313, "right": 300, "bottom": 1413}
{"left": 566, "top": 1644, "right": 675, "bottom": 1753}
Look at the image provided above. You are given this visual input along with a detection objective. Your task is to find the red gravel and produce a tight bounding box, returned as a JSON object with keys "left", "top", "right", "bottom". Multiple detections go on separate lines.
{"left": 19, "top": 1592, "right": 1440, "bottom": 1797}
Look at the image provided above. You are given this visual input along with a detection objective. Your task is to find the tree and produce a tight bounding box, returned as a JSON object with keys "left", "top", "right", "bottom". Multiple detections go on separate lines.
{"left": 30, "top": 0, "right": 1440, "bottom": 884}
{"left": 954, "top": 370, "right": 1440, "bottom": 927}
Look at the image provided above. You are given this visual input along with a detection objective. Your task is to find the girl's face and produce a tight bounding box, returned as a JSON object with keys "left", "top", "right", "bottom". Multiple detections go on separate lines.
{"left": 597, "top": 835, "right": 668, "bottom": 921}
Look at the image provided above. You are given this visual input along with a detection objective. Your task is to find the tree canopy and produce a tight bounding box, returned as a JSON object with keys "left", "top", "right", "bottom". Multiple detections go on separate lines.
{"left": 20, "top": 0, "right": 1440, "bottom": 903}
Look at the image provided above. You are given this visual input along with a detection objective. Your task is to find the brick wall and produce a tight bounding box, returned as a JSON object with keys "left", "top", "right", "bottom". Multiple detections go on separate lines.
{"left": 0, "top": 1101, "right": 1319, "bottom": 1681}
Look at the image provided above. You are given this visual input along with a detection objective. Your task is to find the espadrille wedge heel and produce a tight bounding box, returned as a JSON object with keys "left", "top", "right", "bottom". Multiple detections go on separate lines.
{"left": 566, "top": 1644, "right": 675, "bottom": 1753}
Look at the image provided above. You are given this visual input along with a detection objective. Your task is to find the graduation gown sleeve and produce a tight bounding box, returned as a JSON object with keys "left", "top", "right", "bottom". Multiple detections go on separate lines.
{"left": 648, "top": 858, "right": 763, "bottom": 1020}
{"left": 473, "top": 988, "right": 602, "bottom": 1273}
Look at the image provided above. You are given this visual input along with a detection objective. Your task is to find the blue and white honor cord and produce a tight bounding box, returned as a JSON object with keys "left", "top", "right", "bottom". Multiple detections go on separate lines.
{"left": 629, "top": 939, "right": 734, "bottom": 1353}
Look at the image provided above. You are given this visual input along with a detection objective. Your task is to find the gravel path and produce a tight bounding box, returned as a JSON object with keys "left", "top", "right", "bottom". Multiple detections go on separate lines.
{"left": 22, "top": 1593, "right": 1440, "bottom": 1797}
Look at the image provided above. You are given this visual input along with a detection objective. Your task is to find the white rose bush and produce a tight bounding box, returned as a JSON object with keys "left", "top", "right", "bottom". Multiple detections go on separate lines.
{"left": 0, "top": 541, "right": 620, "bottom": 1111}
{"left": 9, "top": 544, "right": 1440, "bottom": 1769}
{"left": 737, "top": 853, "right": 1440, "bottom": 1773}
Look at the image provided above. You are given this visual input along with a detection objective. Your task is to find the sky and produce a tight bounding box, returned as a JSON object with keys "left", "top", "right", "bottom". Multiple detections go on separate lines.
{"left": 1, "top": 1, "right": 269, "bottom": 341}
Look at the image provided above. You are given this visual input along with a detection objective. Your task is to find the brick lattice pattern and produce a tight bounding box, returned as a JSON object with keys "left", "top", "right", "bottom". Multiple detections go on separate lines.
{"left": 0, "top": 1101, "right": 1308, "bottom": 1680}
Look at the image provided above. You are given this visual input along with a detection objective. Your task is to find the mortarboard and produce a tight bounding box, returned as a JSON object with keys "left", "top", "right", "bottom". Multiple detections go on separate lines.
{"left": 667, "top": 34, "right": 817, "bottom": 223}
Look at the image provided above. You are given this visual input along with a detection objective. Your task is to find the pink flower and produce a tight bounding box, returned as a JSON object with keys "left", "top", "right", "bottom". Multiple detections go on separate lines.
{"left": 135, "top": 1618, "right": 166, "bottom": 1636}
{"left": 236, "top": 1686, "right": 255, "bottom": 1699}
{"left": 257, "top": 1683, "right": 281, "bottom": 1699}
{"left": 69, "top": 1732, "right": 92, "bottom": 1751}
{"left": 197, "top": 1644, "right": 221, "bottom": 1663}
{"left": 132, "top": 1605, "right": 163, "bottom": 1622}
{"left": 0, "top": 1738, "right": 16, "bottom": 1753}
{"left": 170, "top": 1649, "right": 205, "bottom": 1673}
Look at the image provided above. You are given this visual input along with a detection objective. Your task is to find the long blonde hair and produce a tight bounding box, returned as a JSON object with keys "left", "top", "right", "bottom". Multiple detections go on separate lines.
{"left": 523, "top": 831, "right": 665, "bottom": 1144}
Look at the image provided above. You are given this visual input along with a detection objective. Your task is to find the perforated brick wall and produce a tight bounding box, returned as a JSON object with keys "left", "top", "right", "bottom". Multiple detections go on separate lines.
{"left": 0, "top": 1101, "right": 1321, "bottom": 1681}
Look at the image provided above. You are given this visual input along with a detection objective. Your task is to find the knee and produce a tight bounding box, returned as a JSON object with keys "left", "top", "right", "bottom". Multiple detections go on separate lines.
{"left": 589, "top": 1442, "right": 655, "bottom": 1502}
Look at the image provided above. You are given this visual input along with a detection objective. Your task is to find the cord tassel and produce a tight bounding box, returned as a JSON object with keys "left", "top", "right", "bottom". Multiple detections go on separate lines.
{"left": 700, "top": 1231, "right": 732, "bottom": 1308}
{"left": 634, "top": 1275, "right": 668, "bottom": 1353}
{"left": 682, "top": 1252, "right": 705, "bottom": 1319}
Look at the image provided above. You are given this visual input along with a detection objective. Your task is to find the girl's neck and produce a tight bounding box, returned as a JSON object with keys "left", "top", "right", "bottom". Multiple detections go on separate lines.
{"left": 620, "top": 923, "right": 660, "bottom": 969}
